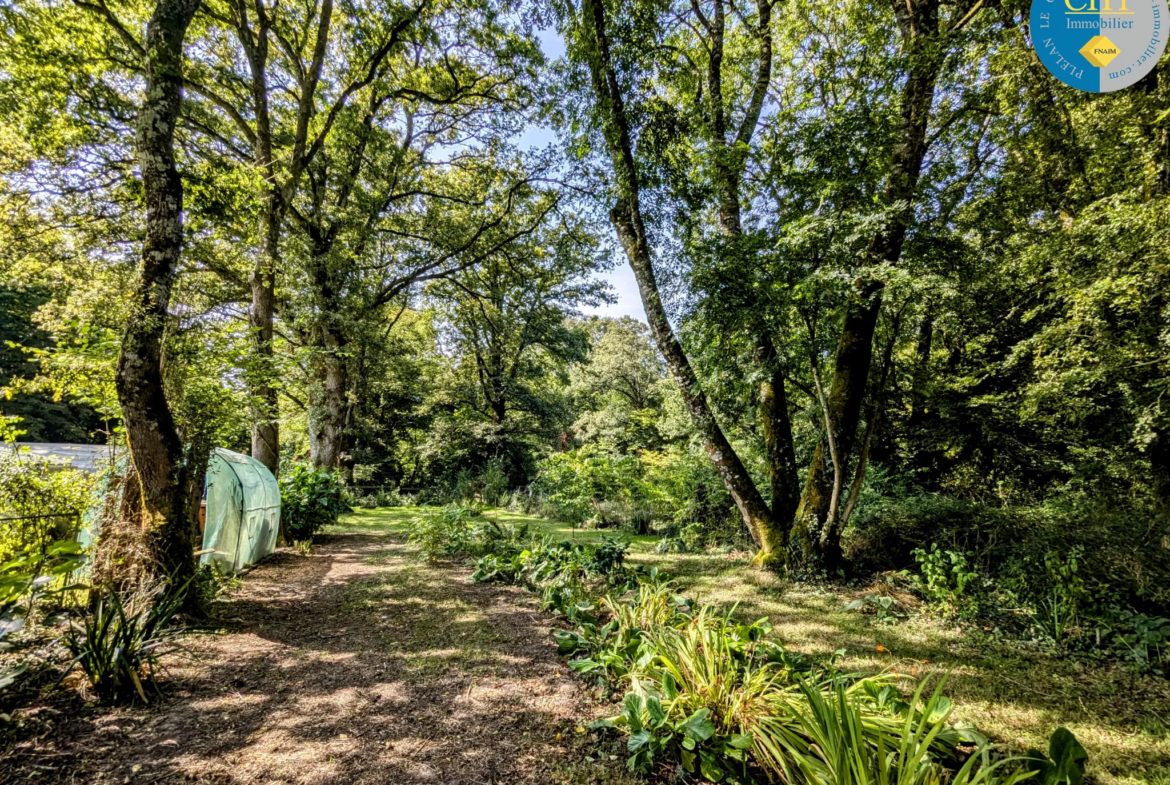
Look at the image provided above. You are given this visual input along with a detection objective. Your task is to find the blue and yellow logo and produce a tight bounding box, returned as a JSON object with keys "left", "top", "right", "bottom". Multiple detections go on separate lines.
{"left": 1032, "top": 0, "right": 1167, "bottom": 92}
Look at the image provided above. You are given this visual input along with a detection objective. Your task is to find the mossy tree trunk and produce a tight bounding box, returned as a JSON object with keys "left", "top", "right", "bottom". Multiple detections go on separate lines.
{"left": 791, "top": 0, "right": 954, "bottom": 570}
{"left": 579, "top": 0, "right": 782, "bottom": 564}
{"left": 110, "top": 0, "right": 202, "bottom": 588}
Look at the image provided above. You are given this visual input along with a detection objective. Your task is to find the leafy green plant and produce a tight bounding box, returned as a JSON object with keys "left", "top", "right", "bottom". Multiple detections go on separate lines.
{"left": 189, "top": 562, "right": 240, "bottom": 608}
{"left": 0, "top": 538, "right": 86, "bottom": 693}
{"left": 0, "top": 447, "right": 96, "bottom": 562}
{"left": 1096, "top": 607, "right": 1170, "bottom": 674}
{"left": 279, "top": 464, "right": 344, "bottom": 540}
{"left": 474, "top": 537, "right": 1090, "bottom": 785}
{"left": 1034, "top": 549, "right": 1089, "bottom": 643}
{"left": 844, "top": 594, "right": 905, "bottom": 624}
{"left": 1023, "top": 727, "right": 1089, "bottom": 785}
{"left": 592, "top": 692, "right": 753, "bottom": 780}
{"left": 407, "top": 504, "right": 517, "bottom": 563}
{"left": 655, "top": 536, "right": 688, "bottom": 553}
{"left": 907, "top": 544, "right": 980, "bottom": 616}
{"left": 407, "top": 513, "right": 450, "bottom": 563}
{"left": 61, "top": 579, "right": 190, "bottom": 704}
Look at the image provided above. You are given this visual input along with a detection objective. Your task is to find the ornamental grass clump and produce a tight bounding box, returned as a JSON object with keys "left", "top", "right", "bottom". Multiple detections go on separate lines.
{"left": 61, "top": 579, "right": 189, "bottom": 704}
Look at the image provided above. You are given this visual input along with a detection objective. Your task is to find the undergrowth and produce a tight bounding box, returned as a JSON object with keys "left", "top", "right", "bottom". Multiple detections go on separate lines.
{"left": 469, "top": 536, "right": 1090, "bottom": 784}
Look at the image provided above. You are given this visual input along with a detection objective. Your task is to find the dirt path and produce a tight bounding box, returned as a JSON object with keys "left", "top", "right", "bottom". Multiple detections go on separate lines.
{"left": 4, "top": 531, "right": 637, "bottom": 785}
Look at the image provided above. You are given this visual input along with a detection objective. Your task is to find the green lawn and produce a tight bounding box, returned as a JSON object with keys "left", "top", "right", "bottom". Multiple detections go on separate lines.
{"left": 326, "top": 507, "right": 1170, "bottom": 785}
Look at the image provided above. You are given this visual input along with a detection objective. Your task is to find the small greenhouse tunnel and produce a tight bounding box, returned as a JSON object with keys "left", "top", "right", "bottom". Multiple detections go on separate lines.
{"left": 201, "top": 448, "right": 281, "bottom": 574}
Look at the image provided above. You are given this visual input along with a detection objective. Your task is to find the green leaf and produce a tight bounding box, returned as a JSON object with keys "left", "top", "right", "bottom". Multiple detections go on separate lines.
{"left": 679, "top": 708, "right": 716, "bottom": 742}
{"left": 627, "top": 729, "right": 652, "bottom": 752}
{"left": 646, "top": 696, "right": 667, "bottom": 728}
{"left": 568, "top": 658, "right": 601, "bottom": 673}
{"left": 622, "top": 692, "right": 643, "bottom": 732}
{"left": 1048, "top": 727, "right": 1088, "bottom": 785}
{"left": 726, "top": 733, "right": 753, "bottom": 749}
{"left": 699, "top": 750, "right": 725, "bottom": 782}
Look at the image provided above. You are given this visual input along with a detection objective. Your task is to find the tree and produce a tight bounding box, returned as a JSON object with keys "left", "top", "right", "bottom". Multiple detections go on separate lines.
{"left": 111, "top": 0, "right": 203, "bottom": 585}
{"left": 570, "top": 316, "right": 668, "bottom": 452}
{"left": 560, "top": 0, "right": 788, "bottom": 563}
{"left": 424, "top": 206, "right": 607, "bottom": 482}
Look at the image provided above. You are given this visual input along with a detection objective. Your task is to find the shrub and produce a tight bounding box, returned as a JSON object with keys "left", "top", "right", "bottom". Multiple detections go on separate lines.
{"left": 279, "top": 464, "right": 345, "bottom": 540}
{"left": 906, "top": 543, "right": 982, "bottom": 617}
{"left": 0, "top": 447, "right": 96, "bottom": 561}
{"left": 534, "top": 448, "right": 661, "bottom": 525}
{"left": 480, "top": 461, "right": 509, "bottom": 506}
{"left": 407, "top": 504, "right": 524, "bottom": 563}
{"left": 471, "top": 536, "right": 1089, "bottom": 785}
{"left": 61, "top": 579, "right": 189, "bottom": 704}
{"left": 1, "top": 538, "right": 86, "bottom": 692}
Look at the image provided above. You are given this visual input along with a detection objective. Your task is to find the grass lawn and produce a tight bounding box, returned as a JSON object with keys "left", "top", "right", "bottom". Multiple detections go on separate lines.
{"left": 328, "top": 506, "right": 1170, "bottom": 785}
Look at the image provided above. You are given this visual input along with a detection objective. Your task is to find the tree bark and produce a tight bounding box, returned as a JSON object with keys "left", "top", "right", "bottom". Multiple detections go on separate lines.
{"left": 308, "top": 330, "right": 348, "bottom": 471}
{"left": 791, "top": 0, "right": 945, "bottom": 570}
{"left": 699, "top": 0, "right": 795, "bottom": 557}
{"left": 760, "top": 350, "right": 800, "bottom": 524}
{"left": 580, "top": 0, "right": 781, "bottom": 565}
{"left": 249, "top": 209, "right": 280, "bottom": 474}
{"left": 910, "top": 309, "right": 934, "bottom": 424}
{"left": 111, "top": 0, "right": 201, "bottom": 588}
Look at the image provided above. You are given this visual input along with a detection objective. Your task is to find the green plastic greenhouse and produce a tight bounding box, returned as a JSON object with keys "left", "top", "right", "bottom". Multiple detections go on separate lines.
{"left": 201, "top": 448, "right": 281, "bottom": 573}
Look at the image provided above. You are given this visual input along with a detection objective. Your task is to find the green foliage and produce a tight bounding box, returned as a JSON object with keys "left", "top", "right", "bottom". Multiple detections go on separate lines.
{"left": 0, "top": 285, "right": 106, "bottom": 442}
{"left": 61, "top": 579, "right": 189, "bottom": 704}
{"left": 473, "top": 534, "right": 1086, "bottom": 783}
{"left": 1034, "top": 550, "right": 1089, "bottom": 644}
{"left": 843, "top": 594, "right": 905, "bottom": 625}
{"left": 1024, "top": 728, "right": 1089, "bottom": 785}
{"left": 907, "top": 544, "right": 981, "bottom": 618}
{"left": 0, "top": 538, "right": 85, "bottom": 693}
{"left": 188, "top": 562, "right": 240, "bottom": 609}
{"left": 279, "top": 464, "right": 344, "bottom": 540}
{"left": 1095, "top": 608, "right": 1170, "bottom": 675}
{"left": 0, "top": 447, "right": 96, "bottom": 561}
{"left": 0, "top": 538, "right": 85, "bottom": 643}
{"left": 407, "top": 504, "right": 527, "bottom": 564}
{"left": 534, "top": 448, "right": 656, "bottom": 525}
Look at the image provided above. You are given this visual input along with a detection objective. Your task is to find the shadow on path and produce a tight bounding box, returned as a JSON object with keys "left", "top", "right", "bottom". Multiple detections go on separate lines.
{"left": 3, "top": 531, "right": 636, "bottom": 785}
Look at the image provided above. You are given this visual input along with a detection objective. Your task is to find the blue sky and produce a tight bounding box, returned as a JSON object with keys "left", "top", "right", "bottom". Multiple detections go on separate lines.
{"left": 514, "top": 28, "right": 649, "bottom": 324}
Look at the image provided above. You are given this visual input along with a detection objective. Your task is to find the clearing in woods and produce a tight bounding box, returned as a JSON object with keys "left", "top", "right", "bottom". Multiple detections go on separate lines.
{"left": 3, "top": 511, "right": 636, "bottom": 785}
{"left": 5, "top": 507, "right": 1169, "bottom": 785}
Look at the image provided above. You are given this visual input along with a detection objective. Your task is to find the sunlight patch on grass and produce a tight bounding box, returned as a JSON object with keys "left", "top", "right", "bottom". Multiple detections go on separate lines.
{"left": 334, "top": 506, "right": 1170, "bottom": 785}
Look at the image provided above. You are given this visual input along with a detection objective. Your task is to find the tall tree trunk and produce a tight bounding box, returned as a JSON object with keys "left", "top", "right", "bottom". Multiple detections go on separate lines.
{"left": 703, "top": 0, "right": 794, "bottom": 555}
{"left": 111, "top": 0, "right": 201, "bottom": 587}
{"left": 309, "top": 329, "right": 348, "bottom": 471}
{"left": 910, "top": 309, "right": 934, "bottom": 424}
{"left": 235, "top": 0, "right": 282, "bottom": 477}
{"left": 579, "top": 0, "right": 781, "bottom": 565}
{"left": 249, "top": 197, "right": 280, "bottom": 474}
{"left": 759, "top": 349, "right": 800, "bottom": 524}
{"left": 791, "top": 0, "right": 945, "bottom": 570}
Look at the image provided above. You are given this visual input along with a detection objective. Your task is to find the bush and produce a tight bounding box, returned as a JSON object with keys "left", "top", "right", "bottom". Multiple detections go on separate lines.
{"left": 534, "top": 448, "right": 660, "bottom": 525}
{"left": 279, "top": 464, "right": 345, "bottom": 540}
{"left": 61, "top": 579, "right": 189, "bottom": 704}
{"left": 0, "top": 447, "right": 96, "bottom": 561}
{"left": 0, "top": 538, "right": 86, "bottom": 693}
{"left": 847, "top": 491, "right": 1170, "bottom": 664}
{"left": 406, "top": 504, "right": 525, "bottom": 563}
{"left": 905, "top": 543, "right": 982, "bottom": 618}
